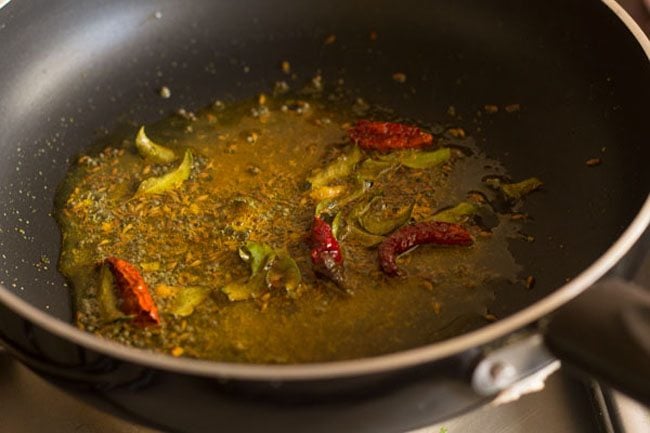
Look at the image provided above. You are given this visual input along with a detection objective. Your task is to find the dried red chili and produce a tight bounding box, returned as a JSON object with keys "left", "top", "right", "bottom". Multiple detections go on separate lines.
{"left": 104, "top": 257, "right": 160, "bottom": 326}
{"left": 348, "top": 120, "right": 434, "bottom": 152}
{"left": 310, "top": 216, "right": 344, "bottom": 285}
{"left": 378, "top": 221, "right": 473, "bottom": 276}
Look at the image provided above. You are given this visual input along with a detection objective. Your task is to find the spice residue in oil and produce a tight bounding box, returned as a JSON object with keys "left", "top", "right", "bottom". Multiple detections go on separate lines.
{"left": 56, "top": 89, "right": 538, "bottom": 363}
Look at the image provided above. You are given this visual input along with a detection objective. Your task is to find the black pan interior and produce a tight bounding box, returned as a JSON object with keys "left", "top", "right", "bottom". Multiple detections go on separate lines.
{"left": 0, "top": 0, "right": 648, "bottom": 333}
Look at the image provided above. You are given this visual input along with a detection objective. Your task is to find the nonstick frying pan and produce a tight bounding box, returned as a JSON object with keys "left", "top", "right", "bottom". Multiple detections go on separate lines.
{"left": 0, "top": 0, "right": 648, "bottom": 432}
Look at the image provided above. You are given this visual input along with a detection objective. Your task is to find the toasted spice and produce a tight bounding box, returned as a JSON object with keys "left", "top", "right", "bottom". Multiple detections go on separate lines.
{"left": 392, "top": 72, "right": 407, "bottom": 83}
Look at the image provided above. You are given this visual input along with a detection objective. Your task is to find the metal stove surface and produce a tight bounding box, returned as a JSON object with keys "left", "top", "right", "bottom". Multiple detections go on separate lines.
{"left": 0, "top": 356, "right": 615, "bottom": 433}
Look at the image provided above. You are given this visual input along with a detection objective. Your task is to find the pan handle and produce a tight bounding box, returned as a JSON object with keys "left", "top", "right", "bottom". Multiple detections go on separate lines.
{"left": 543, "top": 278, "right": 650, "bottom": 405}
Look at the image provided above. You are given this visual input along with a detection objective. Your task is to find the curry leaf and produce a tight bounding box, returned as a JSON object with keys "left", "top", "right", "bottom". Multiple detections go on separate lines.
{"left": 501, "top": 177, "right": 543, "bottom": 200}
{"left": 137, "top": 149, "right": 193, "bottom": 195}
{"left": 225, "top": 242, "right": 302, "bottom": 301}
{"left": 98, "top": 264, "right": 125, "bottom": 322}
{"left": 239, "top": 241, "right": 275, "bottom": 274}
{"left": 314, "top": 179, "right": 370, "bottom": 217}
{"left": 135, "top": 126, "right": 178, "bottom": 163}
{"left": 331, "top": 211, "right": 344, "bottom": 240}
{"left": 315, "top": 199, "right": 336, "bottom": 216}
{"left": 222, "top": 272, "right": 267, "bottom": 301}
{"left": 356, "top": 158, "right": 395, "bottom": 181}
{"left": 358, "top": 197, "right": 414, "bottom": 235}
{"left": 266, "top": 254, "right": 302, "bottom": 295}
{"left": 346, "top": 225, "right": 385, "bottom": 247}
{"left": 314, "top": 181, "right": 371, "bottom": 216}
{"left": 310, "top": 185, "right": 347, "bottom": 202}
{"left": 307, "top": 145, "right": 362, "bottom": 188}
{"left": 399, "top": 147, "right": 451, "bottom": 169}
{"left": 431, "top": 202, "right": 478, "bottom": 223}
{"left": 169, "top": 286, "right": 211, "bottom": 317}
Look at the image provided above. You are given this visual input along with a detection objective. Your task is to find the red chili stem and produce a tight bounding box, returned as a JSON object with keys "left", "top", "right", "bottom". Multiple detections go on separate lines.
{"left": 348, "top": 120, "right": 434, "bottom": 152}
{"left": 104, "top": 257, "right": 160, "bottom": 326}
{"left": 378, "top": 221, "right": 473, "bottom": 276}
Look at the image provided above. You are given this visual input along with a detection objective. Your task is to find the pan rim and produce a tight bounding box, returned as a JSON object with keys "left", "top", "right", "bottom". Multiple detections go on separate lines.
{"left": 0, "top": 0, "right": 648, "bottom": 381}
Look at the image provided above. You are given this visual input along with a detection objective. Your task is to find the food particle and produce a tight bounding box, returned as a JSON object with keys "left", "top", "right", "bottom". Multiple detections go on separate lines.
{"left": 432, "top": 202, "right": 477, "bottom": 223}
{"left": 135, "top": 126, "right": 177, "bottom": 163}
{"left": 57, "top": 92, "right": 535, "bottom": 363}
{"left": 358, "top": 197, "right": 414, "bottom": 235}
{"left": 392, "top": 72, "right": 407, "bottom": 83}
{"left": 525, "top": 275, "right": 536, "bottom": 289}
{"left": 348, "top": 120, "right": 434, "bottom": 152}
{"left": 274, "top": 80, "right": 290, "bottom": 95}
{"left": 467, "top": 191, "right": 487, "bottom": 204}
{"left": 483, "top": 313, "right": 498, "bottom": 322}
{"left": 311, "top": 216, "right": 344, "bottom": 285}
{"left": 176, "top": 108, "right": 197, "bottom": 121}
{"left": 136, "top": 149, "right": 193, "bottom": 195}
{"left": 397, "top": 147, "right": 451, "bottom": 169}
{"left": 159, "top": 86, "right": 171, "bottom": 99}
{"left": 446, "top": 127, "right": 466, "bottom": 138}
{"left": 378, "top": 222, "right": 473, "bottom": 276}
{"left": 310, "top": 75, "right": 323, "bottom": 92}
{"left": 504, "top": 103, "right": 521, "bottom": 113}
{"left": 103, "top": 257, "right": 160, "bottom": 326}
{"left": 500, "top": 177, "right": 543, "bottom": 201}
{"left": 307, "top": 145, "right": 362, "bottom": 188}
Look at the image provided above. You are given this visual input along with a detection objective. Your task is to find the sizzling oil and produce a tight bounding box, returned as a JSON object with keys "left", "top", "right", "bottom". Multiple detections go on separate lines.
{"left": 56, "top": 95, "right": 523, "bottom": 363}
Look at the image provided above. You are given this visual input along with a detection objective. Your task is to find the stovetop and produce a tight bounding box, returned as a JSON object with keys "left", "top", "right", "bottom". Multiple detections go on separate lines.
{"left": 1, "top": 354, "right": 647, "bottom": 433}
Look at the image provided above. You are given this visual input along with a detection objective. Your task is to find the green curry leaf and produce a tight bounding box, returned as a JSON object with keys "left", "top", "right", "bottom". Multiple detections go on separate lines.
{"left": 225, "top": 242, "right": 301, "bottom": 301}
{"left": 98, "top": 264, "right": 125, "bottom": 322}
{"left": 222, "top": 272, "right": 268, "bottom": 302}
{"left": 315, "top": 199, "right": 336, "bottom": 217}
{"left": 239, "top": 241, "right": 275, "bottom": 274}
{"left": 358, "top": 196, "right": 414, "bottom": 235}
{"left": 398, "top": 147, "right": 451, "bottom": 169}
{"left": 307, "top": 145, "right": 363, "bottom": 188}
{"left": 501, "top": 177, "right": 543, "bottom": 200}
{"left": 266, "top": 253, "right": 302, "bottom": 295}
{"left": 346, "top": 225, "right": 385, "bottom": 247}
{"left": 356, "top": 158, "right": 395, "bottom": 181}
{"left": 135, "top": 126, "right": 178, "bottom": 163}
{"left": 137, "top": 149, "right": 193, "bottom": 195}
{"left": 169, "top": 286, "right": 211, "bottom": 317}
{"left": 315, "top": 179, "right": 370, "bottom": 218}
{"left": 431, "top": 202, "right": 478, "bottom": 223}
{"left": 331, "top": 211, "right": 344, "bottom": 240}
